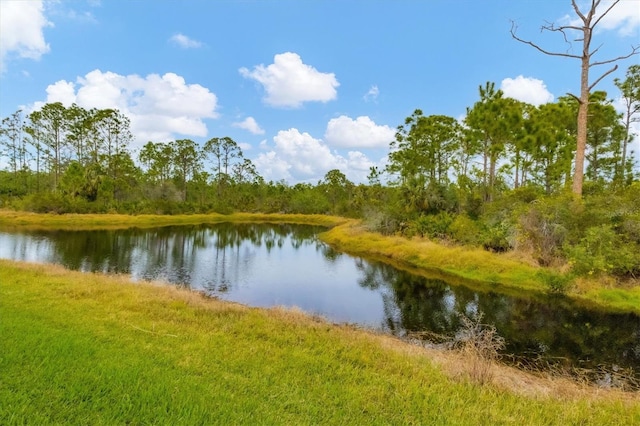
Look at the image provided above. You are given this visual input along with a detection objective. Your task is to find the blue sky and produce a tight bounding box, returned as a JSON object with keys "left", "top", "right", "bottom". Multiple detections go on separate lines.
{"left": 1, "top": 0, "right": 639, "bottom": 183}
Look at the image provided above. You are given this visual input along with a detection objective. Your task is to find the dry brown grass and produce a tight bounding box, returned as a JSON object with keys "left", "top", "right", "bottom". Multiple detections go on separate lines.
{"left": 377, "top": 335, "right": 640, "bottom": 404}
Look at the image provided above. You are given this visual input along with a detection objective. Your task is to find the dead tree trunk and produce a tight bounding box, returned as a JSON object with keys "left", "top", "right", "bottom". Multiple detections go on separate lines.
{"left": 511, "top": 0, "right": 639, "bottom": 197}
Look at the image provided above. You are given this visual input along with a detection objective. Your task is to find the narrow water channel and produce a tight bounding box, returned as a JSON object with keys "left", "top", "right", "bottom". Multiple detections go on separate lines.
{"left": 1, "top": 223, "right": 639, "bottom": 380}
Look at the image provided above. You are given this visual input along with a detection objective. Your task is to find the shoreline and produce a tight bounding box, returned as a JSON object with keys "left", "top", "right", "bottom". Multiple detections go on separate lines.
{"left": 1, "top": 210, "right": 638, "bottom": 315}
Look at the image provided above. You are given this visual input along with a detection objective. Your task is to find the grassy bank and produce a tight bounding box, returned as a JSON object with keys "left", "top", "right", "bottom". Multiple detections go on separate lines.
{"left": 320, "top": 221, "right": 640, "bottom": 315}
{"left": 1, "top": 260, "right": 637, "bottom": 425}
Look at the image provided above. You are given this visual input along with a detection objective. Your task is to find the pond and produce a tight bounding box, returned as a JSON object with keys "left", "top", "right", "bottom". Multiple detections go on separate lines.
{"left": 1, "top": 222, "right": 639, "bottom": 380}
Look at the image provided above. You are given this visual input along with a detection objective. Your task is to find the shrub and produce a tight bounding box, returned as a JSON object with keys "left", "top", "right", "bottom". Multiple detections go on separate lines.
{"left": 406, "top": 212, "right": 454, "bottom": 239}
{"left": 362, "top": 208, "right": 402, "bottom": 235}
{"left": 517, "top": 200, "right": 568, "bottom": 266}
{"left": 480, "top": 221, "right": 512, "bottom": 252}
{"left": 566, "top": 225, "right": 640, "bottom": 277}
{"left": 448, "top": 214, "right": 483, "bottom": 246}
{"left": 288, "top": 190, "right": 331, "bottom": 214}
{"left": 18, "top": 192, "right": 67, "bottom": 214}
{"left": 620, "top": 213, "right": 640, "bottom": 244}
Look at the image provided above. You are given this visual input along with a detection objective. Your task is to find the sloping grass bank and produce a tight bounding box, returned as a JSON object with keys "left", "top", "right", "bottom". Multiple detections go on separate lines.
{"left": 1, "top": 260, "right": 637, "bottom": 425}
{"left": 320, "top": 221, "right": 640, "bottom": 315}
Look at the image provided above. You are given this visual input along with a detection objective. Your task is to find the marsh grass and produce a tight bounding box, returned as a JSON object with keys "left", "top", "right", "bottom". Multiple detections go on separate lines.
{"left": 1, "top": 260, "right": 639, "bottom": 425}
{"left": 0, "top": 210, "right": 348, "bottom": 230}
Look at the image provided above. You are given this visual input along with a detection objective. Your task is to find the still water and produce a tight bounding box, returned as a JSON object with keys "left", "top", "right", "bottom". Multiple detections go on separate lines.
{"left": 1, "top": 223, "right": 639, "bottom": 377}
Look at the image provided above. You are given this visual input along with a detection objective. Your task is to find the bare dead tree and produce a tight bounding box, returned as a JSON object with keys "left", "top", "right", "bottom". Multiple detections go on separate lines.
{"left": 510, "top": 0, "right": 639, "bottom": 197}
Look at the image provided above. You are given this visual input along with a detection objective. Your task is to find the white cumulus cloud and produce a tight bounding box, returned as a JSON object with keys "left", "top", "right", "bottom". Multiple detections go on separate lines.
{"left": 252, "top": 151, "right": 294, "bottom": 182}
{"left": 570, "top": 0, "right": 640, "bottom": 37}
{"left": 34, "top": 69, "right": 219, "bottom": 146}
{"left": 253, "top": 128, "right": 382, "bottom": 184}
{"left": 500, "top": 75, "right": 554, "bottom": 106}
{"left": 324, "top": 115, "right": 395, "bottom": 149}
{"left": 239, "top": 52, "right": 339, "bottom": 108}
{"left": 566, "top": 0, "right": 640, "bottom": 37}
{"left": 0, "top": 0, "right": 52, "bottom": 72}
{"left": 169, "top": 33, "right": 203, "bottom": 49}
{"left": 597, "top": 0, "right": 640, "bottom": 36}
{"left": 44, "top": 80, "right": 77, "bottom": 106}
{"left": 232, "top": 117, "right": 265, "bottom": 135}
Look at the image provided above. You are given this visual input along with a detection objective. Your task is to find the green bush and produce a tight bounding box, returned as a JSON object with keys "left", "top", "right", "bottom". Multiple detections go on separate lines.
{"left": 480, "top": 221, "right": 512, "bottom": 252}
{"left": 17, "top": 192, "right": 67, "bottom": 214}
{"left": 448, "top": 214, "right": 483, "bottom": 246}
{"left": 566, "top": 225, "right": 640, "bottom": 277}
{"left": 407, "top": 212, "right": 454, "bottom": 239}
{"left": 620, "top": 213, "right": 640, "bottom": 244}
{"left": 508, "top": 185, "right": 544, "bottom": 203}
{"left": 516, "top": 198, "right": 569, "bottom": 266}
{"left": 288, "top": 190, "right": 330, "bottom": 214}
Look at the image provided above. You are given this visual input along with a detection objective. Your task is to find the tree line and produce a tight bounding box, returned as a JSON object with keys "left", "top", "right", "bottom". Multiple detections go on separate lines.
{"left": 1, "top": 65, "right": 639, "bottom": 281}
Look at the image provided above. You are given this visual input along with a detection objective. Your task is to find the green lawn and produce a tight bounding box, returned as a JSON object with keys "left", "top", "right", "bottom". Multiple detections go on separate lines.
{"left": 1, "top": 260, "right": 637, "bottom": 425}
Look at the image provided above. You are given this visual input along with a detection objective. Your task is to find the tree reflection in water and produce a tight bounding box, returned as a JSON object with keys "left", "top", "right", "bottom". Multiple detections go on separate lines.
{"left": 353, "top": 258, "right": 640, "bottom": 374}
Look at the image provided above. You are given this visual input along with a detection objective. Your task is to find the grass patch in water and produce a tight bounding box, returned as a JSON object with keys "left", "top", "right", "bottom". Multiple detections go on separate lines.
{"left": 1, "top": 260, "right": 638, "bottom": 425}
{"left": 586, "top": 287, "right": 640, "bottom": 313}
